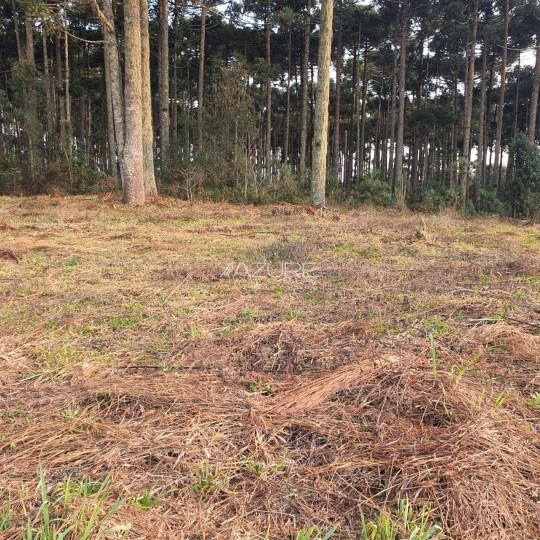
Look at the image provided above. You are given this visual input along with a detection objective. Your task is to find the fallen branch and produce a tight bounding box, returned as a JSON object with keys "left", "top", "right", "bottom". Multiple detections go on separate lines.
{"left": 0, "top": 250, "right": 21, "bottom": 263}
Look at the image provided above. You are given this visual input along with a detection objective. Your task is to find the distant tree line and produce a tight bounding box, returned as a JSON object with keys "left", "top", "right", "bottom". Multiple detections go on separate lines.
{"left": 0, "top": 0, "right": 540, "bottom": 217}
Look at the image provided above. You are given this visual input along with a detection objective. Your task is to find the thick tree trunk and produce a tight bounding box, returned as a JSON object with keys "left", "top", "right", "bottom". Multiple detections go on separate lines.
{"left": 159, "top": 0, "right": 170, "bottom": 164}
{"left": 197, "top": 0, "right": 206, "bottom": 151}
{"left": 395, "top": 0, "right": 408, "bottom": 197}
{"left": 122, "top": 0, "right": 145, "bottom": 205}
{"left": 458, "top": 0, "right": 478, "bottom": 208}
{"left": 529, "top": 26, "right": 540, "bottom": 143}
{"left": 141, "top": 0, "right": 157, "bottom": 196}
{"left": 299, "top": 0, "right": 311, "bottom": 183}
{"left": 311, "top": 0, "right": 333, "bottom": 207}
{"left": 100, "top": 0, "right": 126, "bottom": 184}
{"left": 494, "top": 0, "right": 509, "bottom": 190}
{"left": 332, "top": 26, "right": 342, "bottom": 179}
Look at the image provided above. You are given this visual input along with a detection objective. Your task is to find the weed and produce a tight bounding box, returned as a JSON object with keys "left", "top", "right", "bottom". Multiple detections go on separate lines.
{"left": 109, "top": 316, "right": 138, "bottom": 330}
{"left": 424, "top": 317, "right": 449, "bottom": 336}
{"left": 285, "top": 309, "right": 302, "bottom": 321}
{"left": 243, "top": 454, "right": 285, "bottom": 476}
{"left": 249, "top": 377, "right": 274, "bottom": 396}
{"left": 21, "top": 464, "right": 129, "bottom": 539}
{"left": 359, "top": 499, "right": 447, "bottom": 539}
{"left": 294, "top": 526, "right": 337, "bottom": 540}
{"left": 494, "top": 389, "right": 510, "bottom": 409}
{"left": 527, "top": 392, "right": 540, "bottom": 408}
{"left": 192, "top": 462, "right": 224, "bottom": 498}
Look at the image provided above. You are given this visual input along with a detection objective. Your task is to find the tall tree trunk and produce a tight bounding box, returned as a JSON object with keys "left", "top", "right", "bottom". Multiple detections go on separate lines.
{"left": 458, "top": 0, "right": 478, "bottom": 208}
{"left": 476, "top": 38, "right": 488, "bottom": 206}
{"left": 265, "top": 0, "right": 272, "bottom": 181}
{"left": 104, "top": 47, "right": 117, "bottom": 176}
{"left": 99, "top": 0, "right": 126, "bottom": 184}
{"left": 395, "top": 0, "right": 408, "bottom": 197}
{"left": 494, "top": 0, "right": 509, "bottom": 190}
{"left": 529, "top": 25, "right": 540, "bottom": 143}
{"left": 388, "top": 45, "right": 398, "bottom": 191}
{"left": 299, "top": 0, "right": 311, "bottom": 183}
{"left": 24, "top": 11, "right": 38, "bottom": 184}
{"left": 359, "top": 46, "right": 368, "bottom": 179}
{"left": 55, "top": 34, "right": 66, "bottom": 149}
{"left": 197, "top": 0, "right": 206, "bottom": 151}
{"left": 332, "top": 25, "right": 342, "bottom": 179}
{"left": 122, "top": 0, "right": 145, "bottom": 205}
{"left": 345, "top": 43, "right": 358, "bottom": 197}
{"left": 42, "top": 26, "right": 54, "bottom": 155}
{"left": 172, "top": 0, "right": 179, "bottom": 149}
{"left": 311, "top": 0, "right": 333, "bottom": 206}
{"left": 284, "top": 26, "right": 292, "bottom": 163}
{"left": 159, "top": 0, "right": 170, "bottom": 164}
{"left": 11, "top": 0, "right": 22, "bottom": 60}
{"left": 141, "top": 0, "right": 157, "bottom": 196}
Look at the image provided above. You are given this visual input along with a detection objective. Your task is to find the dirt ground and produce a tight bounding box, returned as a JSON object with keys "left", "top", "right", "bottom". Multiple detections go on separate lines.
{"left": 1, "top": 195, "right": 539, "bottom": 539}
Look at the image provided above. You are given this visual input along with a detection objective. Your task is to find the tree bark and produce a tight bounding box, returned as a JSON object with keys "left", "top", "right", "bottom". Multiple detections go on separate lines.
{"left": 55, "top": 34, "right": 66, "bottom": 149}
{"left": 284, "top": 26, "right": 292, "bottom": 163}
{"left": 388, "top": 45, "right": 398, "bottom": 191}
{"left": 395, "top": 0, "right": 408, "bottom": 197}
{"left": 311, "top": 0, "right": 333, "bottom": 207}
{"left": 197, "top": 0, "right": 207, "bottom": 153}
{"left": 494, "top": 0, "right": 509, "bottom": 190}
{"left": 265, "top": 0, "right": 272, "bottom": 181}
{"left": 100, "top": 0, "right": 126, "bottom": 185}
{"left": 11, "top": 0, "right": 22, "bottom": 60}
{"left": 476, "top": 38, "right": 488, "bottom": 205}
{"left": 122, "top": 0, "right": 145, "bottom": 205}
{"left": 359, "top": 46, "right": 368, "bottom": 179}
{"left": 159, "top": 0, "right": 170, "bottom": 163}
{"left": 299, "top": 0, "right": 311, "bottom": 183}
{"left": 332, "top": 25, "right": 342, "bottom": 179}
{"left": 529, "top": 25, "right": 540, "bottom": 143}
{"left": 141, "top": 0, "right": 157, "bottom": 196}
{"left": 172, "top": 0, "right": 179, "bottom": 149}
{"left": 458, "top": 0, "right": 478, "bottom": 208}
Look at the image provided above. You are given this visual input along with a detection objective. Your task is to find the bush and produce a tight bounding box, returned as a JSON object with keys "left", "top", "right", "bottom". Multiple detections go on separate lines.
{"left": 353, "top": 176, "right": 394, "bottom": 207}
{"left": 419, "top": 184, "right": 460, "bottom": 213}
{"left": 506, "top": 133, "right": 540, "bottom": 220}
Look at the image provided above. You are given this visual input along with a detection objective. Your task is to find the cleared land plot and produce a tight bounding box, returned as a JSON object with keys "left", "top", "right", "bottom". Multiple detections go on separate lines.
{"left": 1, "top": 196, "right": 540, "bottom": 539}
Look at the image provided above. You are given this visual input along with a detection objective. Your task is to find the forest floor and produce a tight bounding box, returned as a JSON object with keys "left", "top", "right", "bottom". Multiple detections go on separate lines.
{"left": 1, "top": 195, "right": 540, "bottom": 539}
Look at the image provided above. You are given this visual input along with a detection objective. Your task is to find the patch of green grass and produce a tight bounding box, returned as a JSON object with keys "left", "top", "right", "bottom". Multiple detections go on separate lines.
{"left": 424, "top": 316, "right": 449, "bottom": 336}
{"left": 109, "top": 316, "right": 138, "bottom": 330}
{"left": 527, "top": 392, "right": 540, "bottom": 408}
{"left": 294, "top": 525, "right": 337, "bottom": 540}
{"left": 285, "top": 309, "right": 302, "bottom": 321}
{"left": 20, "top": 465, "right": 129, "bottom": 539}
{"left": 192, "top": 462, "right": 228, "bottom": 499}
{"left": 359, "top": 499, "right": 447, "bottom": 539}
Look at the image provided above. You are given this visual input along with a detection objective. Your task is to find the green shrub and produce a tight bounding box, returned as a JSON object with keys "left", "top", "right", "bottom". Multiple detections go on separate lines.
{"left": 354, "top": 176, "right": 394, "bottom": 207}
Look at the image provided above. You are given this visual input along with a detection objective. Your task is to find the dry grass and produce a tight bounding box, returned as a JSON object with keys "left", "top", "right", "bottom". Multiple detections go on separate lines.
{"left": 1, "top": 195, "right": 540, "bottom": 539}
